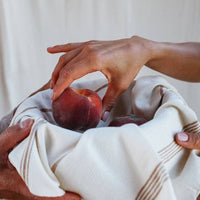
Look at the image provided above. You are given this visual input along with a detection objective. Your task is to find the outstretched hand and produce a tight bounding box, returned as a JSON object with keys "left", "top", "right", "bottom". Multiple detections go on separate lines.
{"left": 47, "top": 36, "right": 153, "bottom": 118}
{"left": 0, "top": 119, "right": 81, "bottom": 200}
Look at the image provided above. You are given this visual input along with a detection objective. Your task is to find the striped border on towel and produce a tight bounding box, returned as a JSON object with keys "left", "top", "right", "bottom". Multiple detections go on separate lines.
{"left": 12, "top": 107, "right": 52, "bottom": 125}
{"left": 20, "top": 119, "right": 45, "bottom": 183}
{"left": 158, "top": 141, "right": 182, "bottom": 164}
{"left": 183, "top": 121, "right": 200, "bottom": 134}
{"left": 135, "top": 121, "right": 200, "bottom": 200}
{"left": 158, "top": 121, "right": 200, "bottom": 164}
{"left": 135, "top": 162, "right": 168, "bottom": 200}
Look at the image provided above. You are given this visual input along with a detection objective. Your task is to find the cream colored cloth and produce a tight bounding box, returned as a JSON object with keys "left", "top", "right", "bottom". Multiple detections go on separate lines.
{"left": 9, "top": 76, "right": 200, "bottom": 200}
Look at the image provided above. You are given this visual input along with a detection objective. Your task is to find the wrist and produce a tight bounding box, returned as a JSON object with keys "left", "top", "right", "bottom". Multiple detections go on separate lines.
{"left": 145, "top": 39, "right": 167, "bottom": 67}
{"left": 129, "top": 35, "right": 160, "bottom": 64}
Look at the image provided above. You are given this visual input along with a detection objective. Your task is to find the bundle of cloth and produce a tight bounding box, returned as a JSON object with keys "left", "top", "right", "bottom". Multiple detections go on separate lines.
{"left": 9, "top": 76, "right": 200, "bottom": 200}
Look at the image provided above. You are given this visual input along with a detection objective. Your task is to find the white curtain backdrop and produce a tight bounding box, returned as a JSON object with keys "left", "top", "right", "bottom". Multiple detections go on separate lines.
{"left": 0, "top": 0, "right": 200, "bottom": 119}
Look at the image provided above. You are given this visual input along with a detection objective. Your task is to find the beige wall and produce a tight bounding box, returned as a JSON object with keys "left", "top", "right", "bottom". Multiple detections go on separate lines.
{"left": 0, "top": 0, "right": 200, "bottom": 118}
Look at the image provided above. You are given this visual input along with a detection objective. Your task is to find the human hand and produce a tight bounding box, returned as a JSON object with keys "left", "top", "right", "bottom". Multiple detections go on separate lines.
{"left": 0, "top": 119, "right": 81, "bottom": 200}
{"left": 47, "top": 36, "right": 154, "bottom": 118}
{"left": 175, "top": 132, "right": 200, "bottom": 150}
{"left": 175, "top": 131, "right": 200, "bottom": 200}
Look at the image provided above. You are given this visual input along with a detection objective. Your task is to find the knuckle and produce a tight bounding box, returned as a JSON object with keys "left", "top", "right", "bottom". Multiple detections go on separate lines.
{"left": 84, "top": 43, "right": 93, "bottom": 52}
{"left": 84, "top": 41, "right": 97, "bottom": 52}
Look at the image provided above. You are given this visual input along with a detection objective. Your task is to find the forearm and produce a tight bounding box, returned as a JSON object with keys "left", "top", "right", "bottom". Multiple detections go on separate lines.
{"left": 145, "top": 40, "right": 200, "bottom": 82}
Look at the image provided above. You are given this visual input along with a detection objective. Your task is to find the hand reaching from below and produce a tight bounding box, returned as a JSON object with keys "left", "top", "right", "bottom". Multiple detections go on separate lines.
{"left": 0, "top": 119, "right": 81, "bottom": 200}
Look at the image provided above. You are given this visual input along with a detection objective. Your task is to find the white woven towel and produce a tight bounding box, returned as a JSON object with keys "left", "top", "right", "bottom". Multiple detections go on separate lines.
{"left": 9, "top": 76, "right": 200, "bottom": 200}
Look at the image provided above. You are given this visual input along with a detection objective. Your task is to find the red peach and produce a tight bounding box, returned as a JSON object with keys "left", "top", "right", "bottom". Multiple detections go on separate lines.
{"left": 52, "top": 87, "right": 102, "bottom": 131}
{"left": 108, "top": 114, "right": 147, "bottom": 127}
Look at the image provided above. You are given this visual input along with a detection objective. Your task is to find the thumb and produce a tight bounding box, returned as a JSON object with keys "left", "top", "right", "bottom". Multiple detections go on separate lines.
{"left": 0, "top": 119, "right": 34, "bottom": 151}
{"left": 101, "top": 84, "right": 120, "bottom": 121}
{"left": 175, "top": 132, "right": 200, "bottom": 150}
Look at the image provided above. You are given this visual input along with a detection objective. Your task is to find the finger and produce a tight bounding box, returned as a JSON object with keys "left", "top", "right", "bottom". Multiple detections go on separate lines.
{"left": 0, "top": 119, "right": 34, "bottom": 151}
{"left": 47, "top": 42, "right": 84, "bottom": 53}
{"left": 51, "top": 48, "right": 82, "bottom": 88}
{"left": 175, "top": 132, "right": 200, "bottom": 150}
{"left": 51, "top": 60, "right": 97, "bottom": 100}
{"left": 101, "top": 84, "right": 121, "bottom": 121}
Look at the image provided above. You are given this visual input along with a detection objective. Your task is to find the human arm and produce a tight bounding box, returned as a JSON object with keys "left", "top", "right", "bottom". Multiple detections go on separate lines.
{"left": 145, "top": 41, "right": 200, "bottom": 82}
{"left": 0, "top": 119, "right": 81, "bottom": 200}
{"left": 47, "top": 36, "right": 200, "bottom": 117}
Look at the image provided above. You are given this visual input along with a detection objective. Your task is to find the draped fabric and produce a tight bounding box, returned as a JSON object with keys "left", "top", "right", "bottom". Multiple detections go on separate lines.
{"left": 0, "top": 0, "right": 200, "bottom": 118}
{"left": 8, "top": 76, "right": 200, "bottom": 200}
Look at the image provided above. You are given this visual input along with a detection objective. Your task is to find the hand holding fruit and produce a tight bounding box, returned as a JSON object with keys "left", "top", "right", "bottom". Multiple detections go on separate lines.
{"left": 52, "top": 87, "right": 102, "bottom": 131}
{"left": 48, "top": 36, "right": 153, "bottom": 116}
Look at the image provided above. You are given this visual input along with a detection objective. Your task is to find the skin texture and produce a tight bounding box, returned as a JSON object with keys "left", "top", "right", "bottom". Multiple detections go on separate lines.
{"left": 48, "top": 37, "right": 200, "bottom": 199}
{"left": 47, "top": 36, "right": 200, "bottom": 114}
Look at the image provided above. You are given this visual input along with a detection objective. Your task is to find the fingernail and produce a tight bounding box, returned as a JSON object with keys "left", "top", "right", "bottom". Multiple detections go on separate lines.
{"left": 177, "top": 132, "right": 188, "bottom": 142}
{"left": 102, "top": 111, "right": 110, "bottom": 122}
{"left": 20, "top": 119, "right": 34, "bottom": 129}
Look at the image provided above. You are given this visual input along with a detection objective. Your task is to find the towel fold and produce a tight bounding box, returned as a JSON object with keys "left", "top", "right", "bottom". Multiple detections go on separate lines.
{"left": 9, "top": 76, "right": 200, "bottom": 200}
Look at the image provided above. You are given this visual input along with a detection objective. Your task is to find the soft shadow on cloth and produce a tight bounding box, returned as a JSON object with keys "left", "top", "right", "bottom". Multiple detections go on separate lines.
{"left": 8, "top": 76, "right": 200, "bottom": 200}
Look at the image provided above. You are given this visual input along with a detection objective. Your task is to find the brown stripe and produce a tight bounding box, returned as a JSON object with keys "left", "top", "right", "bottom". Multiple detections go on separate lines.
{"left": 184, "top": 126, "right": 200, "bottom": 134}
{"left": 149, "top": 177, "right": 168, "bottom": 200}
{"left": 158, "top": 141, "right": 175, "bottom": 155}
{"left": 140, "top": 170, "right": 168, "bottom": 200}
{"left": 94, "top": 83, "right": 108, "bottom": 93}
{"left": 163, "top": 147, "right": 183, "bottom": 164}
{"left": 158, "top": 121, "right": 200, "bottom": 156}
{"left": 143, "top": 173, "right": 168, "bottom": 200}
{"left": 25, "top": 120, "right": 45, "bottom": 184}
{"left": 184, "top": 122, "right": 200, "bottom": 130}
{"left": 135, "top": 163, "right": 163, "bottom": 200}
{"left": 40, "top": 108, "right": 52, "bottom": 112}
{"left": 159, "top": 143, "right": 181, "bottom": 161}
{"left": 22, "top": 122, "right": 39, "bottom": 183}
{"left": 183, "top": 121, "right": 199, "bottom": 130}
{"left": 20, "top": 142, "right": 28, "bottom": 179}
{"left": 162, "top": 145, "right": 182, "bottom": 163}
